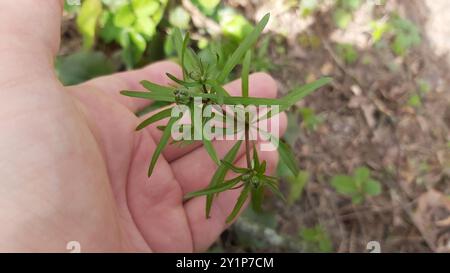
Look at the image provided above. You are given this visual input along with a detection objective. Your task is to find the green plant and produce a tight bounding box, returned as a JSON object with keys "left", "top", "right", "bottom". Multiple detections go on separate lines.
{"left": 335, "top": 43, "right": 358, "bottom": 65}
{"left": 121, "top": 14, "right": 332, "bottom": 223}
{"left": 299, "top": 107, "right": 324, "bottom": 131}
{"left": 389, "top": 15, "right": 421, "bottom": 56}
{"left": 300, "top": 225, "right": 333, "bottom": 253}
{"left": 77, "top": 0, "right": 168, "bottom": 68}
{"left": 287, "top": 170, "right": 310, "bottom": 205}
{"left": 331, "top": 167, "right": 381, "bottom": 204}
{"left": 407, "top": 79, "right": 431, "bottom": 108}
{"left": 333, "top": 0, "right": 361, "bottom": 29}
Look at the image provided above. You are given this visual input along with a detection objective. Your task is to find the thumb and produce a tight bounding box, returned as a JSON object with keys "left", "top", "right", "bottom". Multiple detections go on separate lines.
{"left": 0, "top": 0, "right": 63, "bottom": 75}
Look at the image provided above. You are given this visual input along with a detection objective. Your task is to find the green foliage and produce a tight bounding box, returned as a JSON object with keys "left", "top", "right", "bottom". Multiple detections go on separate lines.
{"left": 299, "top": 0, "right": 320, "bottom": 17}
{"left": 77, "top": 0, "right": 103, "bottom": 49}
{"left": 218, "top": 7, "right": 253, "bottom": 42}
{"left": 169, "top": 6, "right": 191, "bottom": 29}
{"left": 407, "top": 79, "right": 431, "bottom": 108}
{"left": 333, "top": 0, "right": 361, "bottom": 29}
{"left": 370, "top": 20, "right": 389, "bottom": 43}
{"left": 299, "top": 107, "right": 324, "bottom": 131}
{"left": 55, "top": 51, "right": 115, "bottom": 86}
{"left": 389, "top": 15, "right": 421, "bottom": 56}
{"left": 335, "top": 43, "right": 358, "bottom": 65}
{"left": 121, "top": 14, "right": 332, "bottom": 223}
{"left": 331, "top": 167, "right": 382, "bottom": 204}
{"left": 192, "top": 0, "right": 221, "bottom": 16}
{"left": 288, "top": 171, "right": 310, "bottom": 205}
{"left": 300, "top": 225, "right": 333, "bottom": 253}
{"left": 76, "top": 0, "right": 168, "bottom": 68}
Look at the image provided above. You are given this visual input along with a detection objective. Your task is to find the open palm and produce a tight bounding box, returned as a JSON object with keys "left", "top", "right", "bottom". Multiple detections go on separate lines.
{"left": 0, "top": 1, "right": 285, "bottom": 252}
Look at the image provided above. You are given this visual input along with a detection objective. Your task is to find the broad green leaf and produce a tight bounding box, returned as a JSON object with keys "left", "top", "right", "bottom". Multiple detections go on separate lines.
{"left": 331, "top": 175, "right": 357, "bottom": 195}
{"left": 114, "top": 4, "right": 136, "bottom": 28}
{"left": 131, "top": 0, "right": 160, "bottom": 17}
{"left": 136, "top": 107, "right": 173, "bottom": 131}
{"left": 206, "top": 140, "right": 242, "bottom": 217}
{"left": 354, "top": 167, "right": 370, "bottom": 188}
{"left": 242, "top": 51, "right": 251, "bottom": 98}
{"left": 364, "top": 179, "right": 382, "bottom": 196}
{"left": 278, "top": 140, "right": 300, "bottom": 177}
{"left": 77, "top": 0, "right": 103, "bottom": 49}
{"left": 99, "top": 11, "right": 121, "bottom": 43}
{"left": 120, "top": 91, "right": 175, "bottom": 102}
{"left": 184, "top": 175, "right": 243, "bottom": 200}
{"left": 226, "top": 185, "right": 251, "bottom": 223}
{"left": 130, "top": 31, "right": 147, "bottom": 53}
{"left": 134, "top": 16, "right": 156, "bottom": 38}
{"left": 217, "top": 13, "right": 270, "bottom": 83}
{"left": 148, "top": 115, "right": 181, "bottom": 177}
{"left": 169, "top": 6, "right": 191, "bottom": 29}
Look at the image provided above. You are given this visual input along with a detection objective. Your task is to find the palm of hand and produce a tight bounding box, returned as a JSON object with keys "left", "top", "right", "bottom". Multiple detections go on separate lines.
{"left": 0, "top": 1, "right": 284, "bottom": 252}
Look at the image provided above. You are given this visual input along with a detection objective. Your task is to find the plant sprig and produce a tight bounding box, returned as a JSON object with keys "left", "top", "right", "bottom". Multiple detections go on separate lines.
{"left": 121, "top": 14, "right": 332, "bottom": 223}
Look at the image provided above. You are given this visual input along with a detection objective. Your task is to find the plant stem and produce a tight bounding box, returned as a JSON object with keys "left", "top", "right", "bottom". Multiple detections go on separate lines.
{"left": 245, "top": 113, "right": 252, "bottom": 169}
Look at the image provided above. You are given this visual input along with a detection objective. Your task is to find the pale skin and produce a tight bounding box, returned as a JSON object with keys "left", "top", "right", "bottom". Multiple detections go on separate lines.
{"left": 0, "top": 0, "right": 286, "bottom": 252}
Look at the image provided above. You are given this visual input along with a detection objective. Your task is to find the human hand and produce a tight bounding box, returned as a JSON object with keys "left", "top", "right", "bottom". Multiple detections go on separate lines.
{"left": 0, "top": 0, "right": 286, "bottom": 252}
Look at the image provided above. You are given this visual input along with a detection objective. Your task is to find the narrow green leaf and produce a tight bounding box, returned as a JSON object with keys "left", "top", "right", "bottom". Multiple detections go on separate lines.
{"left": 221, "top": 160, "right": 248, "bottom": 174}
{"left": 148, "top": 116, "right": 181, "bottom": 177}
{"left": 166, "top": 73, "right": 201, "bottom": 87}
{"left": 251, "top": 186, "right": 264, "bottom": 212}
{"left": 226, "top": 185, "right": 251, "bottom": 223}
{"left": 259, "top": 77, "right": 332, "bottom": 121}
{"left": 206, "top": 140, "right": 243, "bottom": 217}
{"left": 252, "top": 143, "right": 260, "bottom": 170}
{"left": 121, "top": 91, "right": 175, "bottom": 103}
{"left": 281, "top": 77, "right": 332, "bottom": 110}
{"left": 140, "top": 80, "right": 174, "bottom": 94}
{"left": 184, "top": 175, "right": 243, "bottom": 200}
{"left": 181, "top": 31, "right": 190, "bottom": 79}
{"left": 278, "top": 140, "right": 300, "bottom": 177}
{"left": 218, "top": 13, "right": 270, "bottom": 83}
{"left": 264, "top": 179, "right": 286, "bottom": 202}
{"left": 136, "top": 107, "right": 173, "bottom": 131}
{"left": 242, "top": 51, "right": 252, "bottom": 97}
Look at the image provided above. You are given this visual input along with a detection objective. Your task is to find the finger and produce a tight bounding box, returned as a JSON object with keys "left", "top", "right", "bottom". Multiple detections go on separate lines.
{"left": 0, "top": 0, "right": 63, "bottom": 76}
{"left": 76, "top": 61, "right": 182, "bottom": 112}
{"left": 144, "top": 72, "right": 280, "bottom": 162}
{"left": 171, "top": 113, "right": 287, "bottom": 194}
{"left": 183, "top": 145, "right": 280, "bottom": 252}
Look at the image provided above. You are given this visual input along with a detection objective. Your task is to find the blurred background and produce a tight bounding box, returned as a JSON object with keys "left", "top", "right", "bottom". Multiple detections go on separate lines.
{"left": 58, "top": 0, "right": 450, "bottom": 253}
